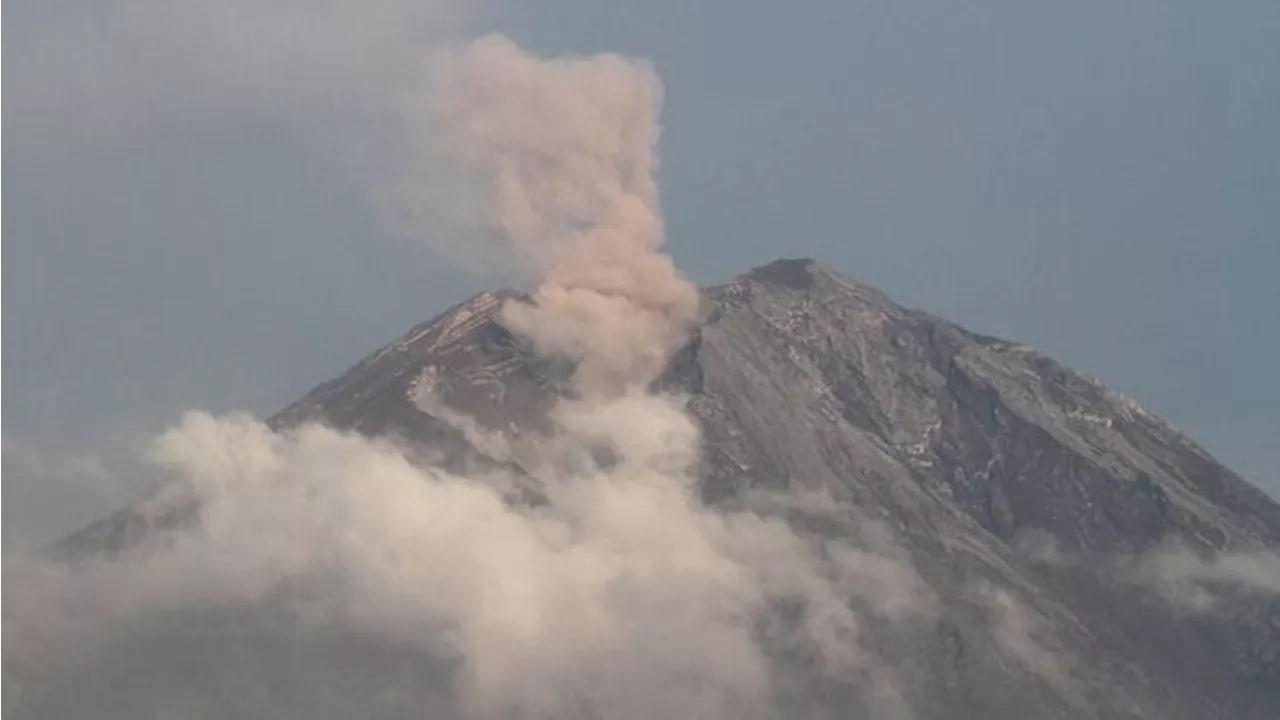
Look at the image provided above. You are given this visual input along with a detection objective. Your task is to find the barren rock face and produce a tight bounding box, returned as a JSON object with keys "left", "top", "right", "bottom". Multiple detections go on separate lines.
{"left": 11, "top": 259, "right": 1280, "bottom": 719}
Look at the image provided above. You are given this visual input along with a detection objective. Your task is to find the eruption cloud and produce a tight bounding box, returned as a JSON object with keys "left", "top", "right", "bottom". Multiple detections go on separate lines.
{"left": 395, "top": 35, "right": 700, "bottom": 396}
{"left": 4, "top": 35, "right": 930, "bottom": 720}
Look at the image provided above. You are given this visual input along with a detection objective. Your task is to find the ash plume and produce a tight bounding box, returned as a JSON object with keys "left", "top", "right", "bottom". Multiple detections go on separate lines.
{"left": 393, "top": 35, "right": 700, "bottom": 396}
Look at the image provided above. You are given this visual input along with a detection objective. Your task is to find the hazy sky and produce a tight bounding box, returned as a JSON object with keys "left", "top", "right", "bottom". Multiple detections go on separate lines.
{"left": 4, "top": 0, "right": 1278, "bottom": 546}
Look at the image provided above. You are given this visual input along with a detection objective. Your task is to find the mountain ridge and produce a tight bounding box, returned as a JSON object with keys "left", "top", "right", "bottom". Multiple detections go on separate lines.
{"left": 20, "top": 257, "right": 1280, "bottom": 720}
{"left": 253, "top": 256, "right": 1280, "bottom": 716}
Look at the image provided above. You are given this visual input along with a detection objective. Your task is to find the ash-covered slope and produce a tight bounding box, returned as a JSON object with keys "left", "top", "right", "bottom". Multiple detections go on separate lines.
{"left": 267, "top": 258, "right": 1280, "bottom": 718}
{"left": 14, "top": 259, "right": 1280, "bottom": 720}
{"left": 277, "top": 258, "right": 1280, "bottom": 550}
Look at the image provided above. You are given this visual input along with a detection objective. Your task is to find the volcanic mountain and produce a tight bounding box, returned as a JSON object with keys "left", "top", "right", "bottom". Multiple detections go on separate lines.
{"left": 10, "top": 258, "right": 1280, "bottom": 720}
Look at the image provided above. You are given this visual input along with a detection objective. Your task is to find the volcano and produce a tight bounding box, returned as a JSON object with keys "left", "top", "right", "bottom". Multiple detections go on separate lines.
{"left": 9, "top": 258, "right": 1279, "bottom": 720}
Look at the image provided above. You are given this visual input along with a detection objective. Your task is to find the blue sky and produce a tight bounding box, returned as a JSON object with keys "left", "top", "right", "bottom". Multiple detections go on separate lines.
{"left": 5, "top": 0, "right": 1278, "bottom": 544}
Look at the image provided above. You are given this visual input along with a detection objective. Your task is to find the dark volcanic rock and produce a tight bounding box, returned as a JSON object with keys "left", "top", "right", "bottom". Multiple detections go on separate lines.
{"left": 11, "top": 258, "right": 1280, "bottom": 719}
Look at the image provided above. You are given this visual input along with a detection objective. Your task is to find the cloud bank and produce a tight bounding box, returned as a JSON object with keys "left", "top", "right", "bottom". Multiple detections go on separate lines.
{"left": 7, "top": 407, "right": 865, "bottom": 718}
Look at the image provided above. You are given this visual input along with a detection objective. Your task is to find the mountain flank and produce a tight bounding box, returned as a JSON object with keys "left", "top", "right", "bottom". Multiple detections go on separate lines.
{"left": 16, "top": 258, "right": 1280, "bottom": 720}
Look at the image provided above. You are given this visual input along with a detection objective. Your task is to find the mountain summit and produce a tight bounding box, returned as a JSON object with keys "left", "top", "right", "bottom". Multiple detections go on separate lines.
{"left": 11, "top": 259, "right": 1280, "bottom": 719}
{"left": 279, "top": 257, "right": 1279, "bottom": 549}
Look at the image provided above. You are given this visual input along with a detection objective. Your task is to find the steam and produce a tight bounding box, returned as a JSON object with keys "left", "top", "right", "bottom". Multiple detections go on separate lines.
{"left": 1009, "top": 526, "right": 1280, "bottom": 614}
{"left": 392, "top": 35, "right": 700, "bottom": 395}
{"left": 973, "top": 583, "right": 1074, "bottom": 694}
{"left": 1133, "top": 544, "right": 1280, "bottom": 613}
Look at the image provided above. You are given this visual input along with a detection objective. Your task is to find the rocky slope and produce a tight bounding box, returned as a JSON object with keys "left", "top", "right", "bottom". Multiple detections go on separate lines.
{"left": 12, "top": 258, "right": 1280, "bottom": 719}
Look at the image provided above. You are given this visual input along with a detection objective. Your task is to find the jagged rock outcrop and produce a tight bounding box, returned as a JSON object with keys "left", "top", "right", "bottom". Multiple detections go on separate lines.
{"left": 11, "top": 259, "right": 1280, "bottom": 719}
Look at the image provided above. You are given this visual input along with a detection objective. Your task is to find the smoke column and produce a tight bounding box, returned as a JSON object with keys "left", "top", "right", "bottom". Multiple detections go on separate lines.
{"left": 398, "top": 34, "right": 700, "bottom": 396}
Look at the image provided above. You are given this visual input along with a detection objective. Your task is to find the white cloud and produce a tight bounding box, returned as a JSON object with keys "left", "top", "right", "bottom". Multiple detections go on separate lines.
{"left": 5, "top": 403, "right": 933, "bottom": 718}
{"left": 1132, "top": 543, "right": 1280, "bottom": 613}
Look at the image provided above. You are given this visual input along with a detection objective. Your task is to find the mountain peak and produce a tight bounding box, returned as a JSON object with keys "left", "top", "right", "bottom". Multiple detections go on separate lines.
{"left": 745, "top": 257, "right": 822, "bottom": 289}
{"left": 718, "top": 257, "right": 897, "bottom": 313}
